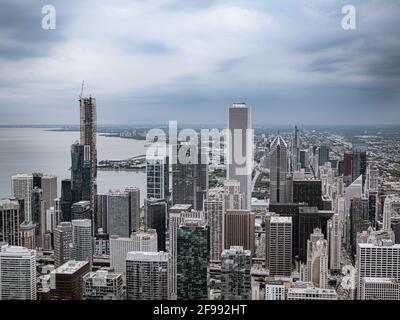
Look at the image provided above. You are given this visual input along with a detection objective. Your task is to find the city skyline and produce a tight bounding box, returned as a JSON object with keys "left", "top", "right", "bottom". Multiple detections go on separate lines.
{"left": 1, "top": 0, "right": 400, "bottom": 125}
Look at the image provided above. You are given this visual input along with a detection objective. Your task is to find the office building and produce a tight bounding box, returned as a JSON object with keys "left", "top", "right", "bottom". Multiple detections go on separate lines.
{"left": 177, "top": 219, "right": 209, "bottom": 300}
{"left": 71, "top": 201, "right": 91, "bottom": 220}
{"left": 304, "top": 228, "right": 328, "bottom": 288}
{"left": 41, "top": 175, "right": 57, "bottom": 211}
{"left": 227, "top": 102, "right": 252, "bottom": 209}
{"left": 350, "top": 196, "right": 370, "bottom": 258}
{"left": 144, "top": 198, "right": 167, "bottom": 251}
{"left": 110, "top": 230, "right": 157, "bottom": 273}
{"left": 11, "top": 174, "right": 33, "bottom": 222}
{"left": 224, "top": 210, "right": 255, "bottom": 254}
{"left": 83, "top": 270, "right": 125, "bottom": 300}
{"left": 19, "top": 221, "right": 35, "bottom": 250}
{"left": 352, "top": 143, "right": 367, "bottom": 185}
{"left": 270, "top": 135, "right": 288, "bottom": 204}
{"left": 71, "top": 219, "right": 92, "bottom": 265}
{"left": 292, "top": 179, "right": 323, "bottom": 209}
{"left": 0, "top": 245, "right": 36, "bottom": 300}
{"left": 54, "top": 222, "right": 73, "bottom": 268}
{"left": 126, "top": 251, "right": 170, "bottom": 300}
{"left": 265, "top": 214, "right": 292, "bottom": 277}
{"left": 146, "top": 155, "right": 169, "bottom": 199}
{"left": 287, "top": 285, "right": 337, "bottom": 300}
{"left": 327, "top": 213, "right": 341, "bottom": 272}
{"left": 223, "top": 180, "right": 245, "bottom": 210}
{"left": 49, "top": 260, "right": 90, "bottom": 300}
{"left": 318, "top": 145, "right": 330, "bottom": 167}
{"left": 61, "top": 179, "right": 73, "bottom": 221}
{"left": 361, "top": 277, "right": 400, "bottom": 300}
{"left": 204, "top": 195, "right": 224, "bottom": 262}
{"left": 0, "top": 199, "right": 20, "bottom": 246}
{"left": 220, "top": 246, "right": 251, "bottom": 300}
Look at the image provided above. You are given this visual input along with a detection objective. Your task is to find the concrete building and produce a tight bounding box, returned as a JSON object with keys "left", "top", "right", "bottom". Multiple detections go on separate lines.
{"left": 0, "top": 245, "right": 36, "bottom": 300}
{"left": 11, "top": 174, "right": 33, "bottom": 222}
{"left": 83, "top": 269, "right": 125, "bottom": 300}
{"left": 71, "top": 219, "right": 92, "bottom": 265}
{"left": 327, "top": 213, "right": 341, "bottom": 272}
{"left": 126, "top": 251, "right": 170, "bottom": 300}
{"left": 287, "top": 284, "right": 337, "bottom": 300}
{"left": 304, "top": 228, "right": 328, "bottom": 289}
{"left": 361, "top": 277, "right": 400, "bottom": 300}
{"left": 0, "top": 199, "right": 21, "bottom": 246}
{"left": 204, "top": 194, "right": 224, "bottom": 262}
{"left": 224, "top": 210, "right": 255, "bottom": 254}
{"left": 54, "top": 222, "right": 73, "bottom": 268}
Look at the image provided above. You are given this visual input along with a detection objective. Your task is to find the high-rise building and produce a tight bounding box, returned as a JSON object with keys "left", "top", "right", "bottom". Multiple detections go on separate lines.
{"left": 270, "top": 135, "right": 288, "bottom": 204}
{"left": 223, "top": 180, "right": 245, "bottom": 210}
{"left": 144, "top": 198, "right": 167, "bottom": 251}
{"left": 292, "top": 179, "right": 323, "bottom": 209}
{"left": 361, "top": 277, "right": 400, "bottom": 300}
{"left": 11, "top": 174, "right": 33, "bottom": 222}
{"left": 0, "top": 245, "right": 36, "bottom": 300}
{"left": 71, "top": 219, "right": 92, "bottom": 265}
{"left": 31, "top": 187, "right": 46, "bottom": 248}
{"left": 19, "top": 221, "right": 35, "bottom": 250}
{"left": 304, "top": 228, "right": 328, "bottom": 288}
{"left": 61, "top": 179, "right": 72, "bottom": 221}
{"left": 291, "top": 126, "right": 301, "bottom": 172}
{"left": 110, "top": 229, "right": 158, "bottom": 273}
{"left": 177, "top": 219, "right": 209, "bottom": 300}
{"left": 126, "top": 251, "right": 170, "bottom": 300}
{"left": 83, "top": 270, "right": 125, "bottom": 300}
{"left": 318, "top": 145, "right": 330, "bottom": 167}
{"left": 71, "top": 201, "right": 91, "bottom": 220}
{"left": 54, "top": 222, "right": 73, "bottom": 268}
{"left": 80, "top": 95, "right": 97, "bottom": 211}
{"left": 327, "top": 213, "right": 341, "bottom": 272}
{"left": 220, "top": 246, "right": 251, "bottom": 300}
{"left": 224, "top": 210, "right": 255, "bottom": 254}
{"left": 350, "top": 196, "right": 370, "bottom": 258}
{"left": 265, "top": 214, "right": 292, "bottom": 276}
{"left": 41, "top": 175, "right": 57, "bottom": 211}
{"left": 49, "top": 260, "right": 90, "bottom": 300}
{"left": 172, "top": 142, "right": 208, "bottom": 211}
{"left": 168, "top": 204, "right": 203, "bottom": 298}
{"left": 352, "top": 143, "right": 367, "bottom": 185}
{"left": 146, "top": 155, "right": 169, "bottom": 199}
{"left": 71, "top": 142, "right": 84, "bottom": 204}
{"left": 204, "top": 195, "right": 224, "bottom": 262}
{"left": 100, "top": 188, "right": 140, "bottom": 237}
{"left": 0, "top": 199, "right": 20, "bottom": 246}
{"left": 356, "top": 239, "right": 400, "bottom": 300}
{"left": 383, "top": 195, "right": 400, "bottom": 231}
{"left": 227, "top": 102, "right": 252, "bottom": 210}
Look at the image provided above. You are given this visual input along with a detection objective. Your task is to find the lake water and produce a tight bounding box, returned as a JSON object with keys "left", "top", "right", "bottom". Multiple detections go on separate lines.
{"left": 0, "top": 128, "right": 147, "bottom": 204}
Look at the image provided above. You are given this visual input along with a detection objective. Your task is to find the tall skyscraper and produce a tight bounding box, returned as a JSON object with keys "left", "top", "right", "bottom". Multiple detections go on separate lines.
{"left": 144, "top": 198, "right": 167, "bottom": 251}
{"left": 350, "top": 196, "right": 370, "bottom": 258}
{"left": 146, "top": 155, "right": 169, "bottom": 199}
{"left": 126, "top": 251, "right": 170, "bottom": 300}
{"left": 227, "top": 102, "right": 252, "bottom": 210}
{"left": 71, "top": 219, "right": 92, "bottom": 265}
{"left": 291, "top": 126, "right": 301, "bottom": 172}
{"left": 204, "top": 194, "right": 224, "bottom": 262}
{"left": 270, "top": 135, "right": 288, "bottom": 204}
{"left": 110, "top": 230, "right": 158, "bottom": 273}
{"left": 19, "top": 221, "right": 35, "bottom": 250}
{"left": 0, "top": 245, "right": 36, "bottom": 300}
{"left": 41, "top": 175, "right": 57, "bottom": 211}
{"left": 168, "top": 204, "right": 203, "bottom": 298}
{"left": 224, "top": 180, "right": 245, "bottom": 210}
{"left": 31, "top": 187, "right": 45, "bottom": 248}
{"left": 356, "top": 239, "right": 400, "bottom": 300}
{"left": 53, "top": 222, "right": 73, "bottom": 268}
{"left": 220, "top": 246, "right": 252, "bottom": 300}
{"left": 0, "top": 199, "right": 20, "bottom": 246}
{"left": 172, "top": 142, "right": 208, "bottom": 211}
{"left": 224, "top": 210, "right": 255, "bottom": 254}
{"left": 80, "top": 95, "right": 97, "bottom": 211}
{"left": 265, "top": 214, "right": 292, "bottom": 277}
{"left": 352, "top": 143, "right": 367, "bottom": 185}
{"left": 327, "top": 213, "right": 341, "bottom": 272}
{"left": 11, "top": 174, "right": 33, "bottom": 222}
{"left": 71, "top": 142, "right": 84, "bottom": 204}
{"left": 177, "top": 219, "right": 209, "bottom": 300}
{"left": 61, "top": 179, "right": 72, "bottom": 222}
{"left": 303, "top": 228, "right": 328, "bottom": 289}
{"left": 83, "top": 270, "right": 125, "bottom": 300}
{"left": 318, "top": 145, "right": 330, "bottom": 167}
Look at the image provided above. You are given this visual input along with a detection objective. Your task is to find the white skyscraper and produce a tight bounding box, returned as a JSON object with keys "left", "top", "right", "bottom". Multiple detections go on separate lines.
{"left": 0, "top": 245, "right": 36, "bottom": 300}
{"left": 227, "top": 102, "right": 252, "bottom": 210}
{"left": 126, "top": 251, "right": 170, "bottom": 300}
{"left": 110, "top": 229, "right": 158, "bottom": 274}
{"left": 71, "top": 219, "right": 93, "bottom": 265}
{"left": 356, "top": 239, "right": 400, "bottom": 300}
{"left": 11, "top": 174, "right": 33, "bottom": 221}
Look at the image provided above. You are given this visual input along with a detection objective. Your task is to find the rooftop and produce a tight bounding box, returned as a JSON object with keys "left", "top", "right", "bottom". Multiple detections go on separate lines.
{"left": 53, "top": 260, "right": 89, "bottom": 274}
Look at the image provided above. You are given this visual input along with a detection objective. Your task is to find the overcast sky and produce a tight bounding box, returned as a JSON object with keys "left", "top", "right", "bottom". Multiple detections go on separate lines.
{"left": 0, "top": 0, "right": 399, "bottom": 125}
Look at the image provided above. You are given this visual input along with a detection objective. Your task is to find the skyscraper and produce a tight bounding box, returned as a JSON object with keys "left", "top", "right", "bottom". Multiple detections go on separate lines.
{"left": 220, "top": 246, "right": 252, "bottom": 300}
{"left": 53, "top": 222, "right": 73, "bottom": 268}
{"left": 71, "top": 219, "right": 92, "bottom": 265}
{"left": 224, "top": 210, "right": 255, "bottom": 254}
{"left": 41, "top": 175, "right": 57, "bottom": 211}
{"left": 265, "top": 214, "right": 292, "bottom": 277}
{"left": 61, "top": 179, "right": 72, "bottom": 222}
{"left": 352, "top": 143, "right": 367, "bottom": 185}
{"left": 83, "top": 270, "right": 125, "bottom": 300}
{"left": 144, "top": 198, "right": 167, "bottom": 251}
{"left": 224, "top": 180, "right": 245, "bottom": 210}
{"left": 11, "top": 174, "right": 33, "bottom": 222}
{"left": 31, "top": 187, "right": 45, "bottom": 248}
{"left": 177, "top": 219, "right": 209, "bottom": 300}
{"left": 291, "top": 126, "right": 301, "bottom": 172}
{"left": 204, "top": 194, "right": 224, "bottom": 262}
{"left": 126, "top": 251, "right": 170, "bottom": 300}
{"left": 0, "top": 199, "right": 20, "bottom": 246}
{"left": 71, "top": 142, "right": 84, "bottom": 204}
{"left": 318, "top": 145, "right": 330, "bottom": 167}
{"left": 146, "top": 155, "right": 169, "bottom": 199}
{"left": 227, "top": 102, "right": 252, "bottom": 210}
{"left": 270, "top": 135, "right": 288, "bottom": 204}
{"left": 0, "top": 245, "right": 36, "bottom": 300}
{"left": 327, "top": 213, "right": 341, "bottom": 272}
{"left": 350, "top": 196, "right": 370, "bottom": 258}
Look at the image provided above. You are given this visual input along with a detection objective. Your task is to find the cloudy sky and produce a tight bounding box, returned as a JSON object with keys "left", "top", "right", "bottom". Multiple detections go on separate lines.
{"left": 0, "top": 0, "right": 399, "bottom": 125}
